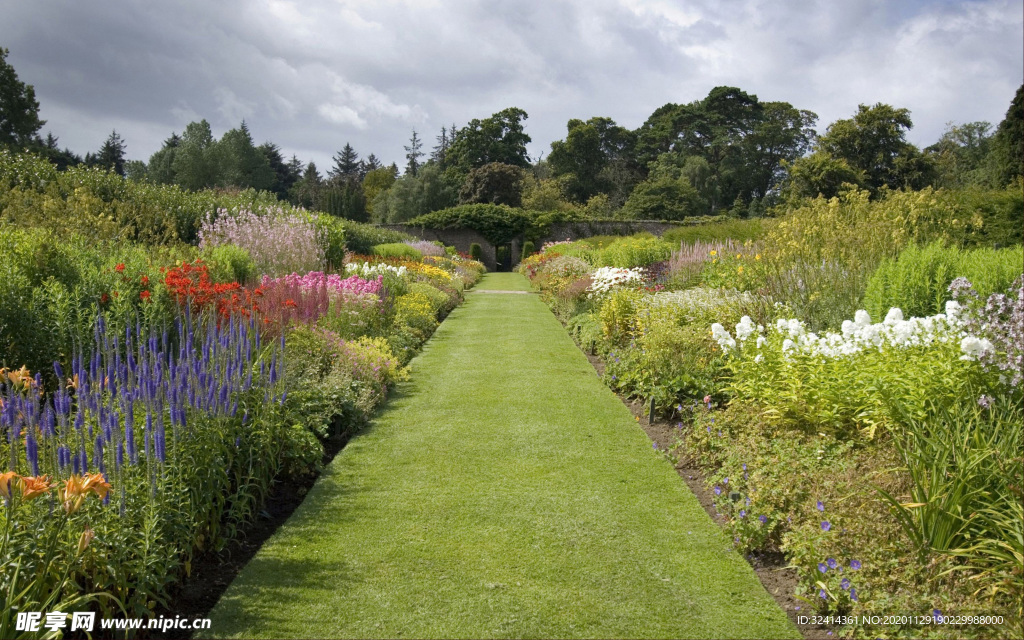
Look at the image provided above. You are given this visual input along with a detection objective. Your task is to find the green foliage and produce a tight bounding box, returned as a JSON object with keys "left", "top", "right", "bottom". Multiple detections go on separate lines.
{"left": 784, "top": 151, "right": 865, "bottom": 200}
{"left": 662, "top": 219, "right": 764, "bottom": 246}
{"left": 520, "top": 240, "right": 535, "bottom": 260}
{"left": 469, "top": 243, "right": 482, "bottom": 261}
{"left": 201, "top": 243, "right": 256, "bottom": 284}
{"left": 621, "top": 173, "right": 705, "bottom": 220}
{"left": 338, "top": 219, "right": 412, "bottom": 254}
{"left": 458, "top": 162, "right": 525, "bottom": 207}
{"left": 986, "top": 84, "right": 1023, "bottom": 187}
{"left": 817, "top": 103, "right": 936, "bottom": 193}
{"left": 863, "top": 242, "right": 1023, "bottom": 320}
{"left": 372, "top": 242, "right": 423, "bottom": 261}
{"left": 593, "top": 234, "right": 672, "bottom": 268}
{"left": 410, "top": 203, "right": 532, "bottom": 246}
{"left": 445, "top": 107, "right": 531, "bottom": 176}
{"left": 0, "top": 47, "right": 44, "bottom": 148}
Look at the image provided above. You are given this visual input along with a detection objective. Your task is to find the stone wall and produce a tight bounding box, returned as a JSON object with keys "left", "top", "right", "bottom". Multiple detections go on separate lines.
{"left": 381, "top": 224, "right": 498, "bottom": 270}
{"left": 536, "top": 221, "right": 681, "bottom": 248}
{"left": 382, "top": 220, "right": 687, "bottom": 271}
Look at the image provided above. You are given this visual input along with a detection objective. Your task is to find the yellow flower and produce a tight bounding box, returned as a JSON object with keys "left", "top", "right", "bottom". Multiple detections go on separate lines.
{"left": 709, "top": 250, "right": 717, "bottom": 256}
{"left": 737, "top": 266, "right": 744, "bottom": 274}
{"left": 736, "top": 253, "right": 742, "bottom": 259}
{"left": 755, "top": 254, "right": 761, "bottom": 261}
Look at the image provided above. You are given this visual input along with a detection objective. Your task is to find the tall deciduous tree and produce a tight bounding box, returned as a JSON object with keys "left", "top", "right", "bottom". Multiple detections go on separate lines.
{"left": 0, "top": 47, "right": 44, "bottom": 148}
{"left": 458, "top": 162, "right": 525, "bottom": 207}
{"left": 219, "top": 121, "right": 274, "bottom": 191}
{"left": 446, "top": 107, "right": 531, "bottom": 176}
{"left": 172, "top": 120, "right": 222, "bottom": 191}
{"left": 985, "top": 84, "right": 1023, "bottom": 187}
{"left": 147, "top": 133, "right": 181, "bottom": 185}
{"left": 818, "top": 103, "right": 934, "bottom": 191}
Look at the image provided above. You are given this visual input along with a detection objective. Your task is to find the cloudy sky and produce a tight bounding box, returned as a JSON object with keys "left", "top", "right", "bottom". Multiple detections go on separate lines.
{"left": 2, "top": 0, "right": 1021, "bottom": 171}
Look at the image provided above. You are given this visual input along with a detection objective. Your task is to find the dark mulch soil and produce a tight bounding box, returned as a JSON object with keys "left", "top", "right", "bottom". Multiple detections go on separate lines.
{"left": 138, "top": 431, "right": 354, "bottom": 638}
{"left": 583, "top": 352, "right": 835, "bottom": 640}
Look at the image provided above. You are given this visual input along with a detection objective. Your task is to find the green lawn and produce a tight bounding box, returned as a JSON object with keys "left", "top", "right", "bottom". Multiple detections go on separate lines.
{"left": 207, "top": 272, "right": 797, "bottom": 639}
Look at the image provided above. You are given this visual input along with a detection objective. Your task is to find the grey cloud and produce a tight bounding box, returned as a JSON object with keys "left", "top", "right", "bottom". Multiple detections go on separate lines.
{"left": 0, "top": 0, "right": 1020, "bottom": 171}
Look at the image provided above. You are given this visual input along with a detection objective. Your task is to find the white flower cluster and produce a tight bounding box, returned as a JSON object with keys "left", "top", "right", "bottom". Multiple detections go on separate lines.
{"left": 344, "top": 262, "right": 408, "bottom": 278}
{"left": 711, "top": 301, "right": 996, "bottom": 362}
{"left": 587, "top": 266, "right": 645, "bottom": 298}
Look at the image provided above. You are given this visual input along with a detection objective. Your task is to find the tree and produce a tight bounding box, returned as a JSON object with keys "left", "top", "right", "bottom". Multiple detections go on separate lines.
{"left": 363, "top": 166, "right": 396, "bottom": 218}
{"left": 219, "top": 122, "right": 274, "bottom": 190}
{"left": 363, "top": 153, "right": 382, "bottom": 173}
{"left": 259, "top": 143, "right": 302, "bottom": 199}
{"left": 549, "top": 116, "right": 640, "bottom": 205}
{"left": 744, "top": 102, "right": 817, "bottom": 199}
{"left": 927, "top": 121, "right": 992, "bottom": 188}
{"left": 329, "top": 143, "right": 360, "bottom": 180}
{"left": 446, "top": 107, "right": 531, "bottom": 176}
{"left": 458, "top": 162, "right": 525, "bottom": 207}
{"left": 818, "top": 103, "right": 933, "bottom": 191}
{"left": 35, "top": 132, "right": 81, "bottom": 170}
{"left": 620, "top": 174, "right": 705, "bottom": 220}
{"left": 404, "top": 129, "right": 424, "bottom": 177}
{"left": 985, "top": 84, "right": 1023, "bottom": 187}
{"left": 171, "top": 120, "right": 221, "bottom": 190}
{"left": 0, "top": 47, "right": 45, "bottom": 148}
{"left": 784, "top": 151, "right": 865, "bottom": 199}
{"left": 147, "top": 133, "right": 181, "bottom": 184}
{"left": 92, "top": 130, "right": 127, "bottom": 176}
{"left": 290, "top": 161, "right": 322, "bottom": 209}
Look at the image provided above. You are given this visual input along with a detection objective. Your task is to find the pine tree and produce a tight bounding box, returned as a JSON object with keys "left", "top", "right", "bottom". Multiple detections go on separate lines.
{"left": 363, "top": 153, "right": 382, "bottom": 172}
{"left": 404, "top": 129, "right": 423, "bottom": 177}
{"left": 330, "top": 143, "right": 360, "bottom": 180}
{"left": 95, "top": 130, "right": 127, "bottom": 176}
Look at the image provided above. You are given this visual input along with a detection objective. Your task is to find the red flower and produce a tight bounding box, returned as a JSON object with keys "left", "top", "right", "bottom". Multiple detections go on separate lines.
{"left": 140, "top": 275, "right": 149, "bottom": 286}
{"left": 140, "top": 290, "right": 151, "bottom": 302}
{"left": 284, "top": 299, "right": 298, "bottom": 308}
{"left": 100, "top": 293, "right": 110, "bottom": 304}
{"left": 114, "top": 263, "right": 125, "bottom": 273}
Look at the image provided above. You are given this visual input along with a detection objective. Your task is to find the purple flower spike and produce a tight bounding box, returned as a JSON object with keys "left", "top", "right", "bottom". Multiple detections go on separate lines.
{"left": 821, "top": 521, "right": 831, "bottom": 531}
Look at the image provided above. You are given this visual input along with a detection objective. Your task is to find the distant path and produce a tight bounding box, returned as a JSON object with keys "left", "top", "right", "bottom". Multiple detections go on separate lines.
{"left": 207, "top": 273, "right": 797, "bottom": 639}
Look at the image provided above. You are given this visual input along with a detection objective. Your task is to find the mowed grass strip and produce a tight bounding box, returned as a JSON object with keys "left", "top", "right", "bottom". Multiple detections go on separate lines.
{"left": 207, "top": 273, "right": 798, "bottom": 639}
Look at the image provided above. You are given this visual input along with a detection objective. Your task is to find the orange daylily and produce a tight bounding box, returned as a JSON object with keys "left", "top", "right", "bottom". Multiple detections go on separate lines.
{"left": 61, "top": 473, "right": 111, "bottom": 513}
{"left": 19, "top": 475, "right": 55, "bottom": 500}
{"left": 81, "top": 473, "right": 112, "bottom": 500}
{"left": 0, "top": 471, "right": 18, "bottom": 501}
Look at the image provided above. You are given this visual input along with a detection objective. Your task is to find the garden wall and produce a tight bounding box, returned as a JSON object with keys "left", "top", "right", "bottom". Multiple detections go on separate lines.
{"left": 381, "top": 220, "right": 684, "bottom": 270}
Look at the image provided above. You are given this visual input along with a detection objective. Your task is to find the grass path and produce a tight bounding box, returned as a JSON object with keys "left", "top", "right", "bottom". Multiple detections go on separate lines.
{"left": 207, "top": 273, "right": 797, "bottom": 639}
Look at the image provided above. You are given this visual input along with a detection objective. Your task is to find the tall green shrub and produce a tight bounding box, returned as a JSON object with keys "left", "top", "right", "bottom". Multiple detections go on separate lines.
{"left": 521, "top": 241, "right": 535, "bottom": 260}
{"left": 863, "top": 242, "right": 1023, "bottom": 319}
{"left": 469, "top": 243, "right": 483, "bottom": 261}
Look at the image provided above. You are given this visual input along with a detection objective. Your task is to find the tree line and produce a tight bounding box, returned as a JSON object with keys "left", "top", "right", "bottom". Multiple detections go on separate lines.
{"left": 2, "top": 47, "right": 1021, "bottom": 224}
